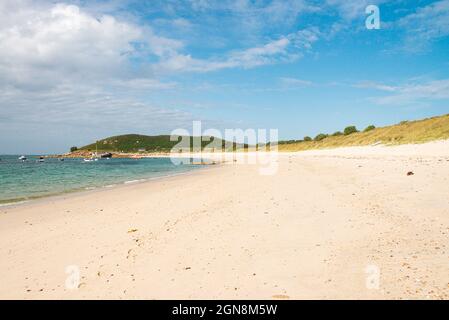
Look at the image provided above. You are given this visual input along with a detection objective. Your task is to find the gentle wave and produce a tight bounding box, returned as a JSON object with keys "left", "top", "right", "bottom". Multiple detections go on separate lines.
{"left": 0, "top": 156, "right": 204, "bottom": 205}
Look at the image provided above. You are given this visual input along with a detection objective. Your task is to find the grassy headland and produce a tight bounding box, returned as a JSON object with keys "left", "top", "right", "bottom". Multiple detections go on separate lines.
{"left": 74, "top": 134, "right": 245, "bottom": 154}
{"left": 67, "top": 114, "right": 449, "bottom": 156}
{"left": 277, "top": 113, "right": 449, "bottom": 151}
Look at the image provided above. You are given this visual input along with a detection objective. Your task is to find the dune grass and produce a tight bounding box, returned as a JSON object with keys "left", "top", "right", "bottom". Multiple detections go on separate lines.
{"left": 278, "top": 113, "right": 449, "bottom": 151}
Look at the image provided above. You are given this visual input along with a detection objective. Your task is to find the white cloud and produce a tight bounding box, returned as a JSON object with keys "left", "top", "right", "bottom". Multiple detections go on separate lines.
{"left": 356, "top": 79, "right": 449, "bottom": 105}
{"left": 354, "top": 81, "right": 397, "bottom": 92}
{"left": 397, "top": 0, "right": 449, "bottom": 50}
{"left": 171, "top": 18, "right": 193, "bottom": 29}
{"left": 187, "top": 0, "right": 318, "bottom": 23}
{"left": 289, "top": 27, "right": 321, "bottom": 49}
{"left": 0, "top": 1, "right": 196, "bottom": 153}
{"left": 0, "top": 1, "right": 195, "bottom": 91}
{"left": 0, "top": 0, "right": 322, "bottom": 152}
{"left": 326, "top": 0, "right": 381, "bottom": 20}
{"left": 0, "top": 1, "right": 320, "bottom": 85}
{"left": 280, "top": 77, "right": 313, "bottom": 87}
{"left": 0, "top": 80, "right": 196, "bottom": 153}
{"left": 225, "top": 37, "right": 292, "bottom": 68}
{"left": 110, "top": 78, "right": 177, "bottom": 90}
{"left": 155, "top": 27, "right": 320, "bottom": 72}
{"left": 158, "top": 0, "right": 320, "bottom": 48}
{"left": 0, "top": 2, "right": 141, "bottom": 89}
{"left": 156, "top": 37, "right": 292, "bottom": 72}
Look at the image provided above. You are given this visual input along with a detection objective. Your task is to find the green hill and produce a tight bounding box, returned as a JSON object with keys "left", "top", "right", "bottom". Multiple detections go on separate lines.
{"left": 79, "top": 134, "right": 246, "bottom": 153}
{"left": 75, "top": 114, "right": 449, "bottom": 154}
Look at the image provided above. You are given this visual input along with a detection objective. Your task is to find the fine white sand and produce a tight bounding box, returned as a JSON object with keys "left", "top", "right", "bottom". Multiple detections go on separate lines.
{"left": 0, "top": 141, "right": 448, "bottom": 299}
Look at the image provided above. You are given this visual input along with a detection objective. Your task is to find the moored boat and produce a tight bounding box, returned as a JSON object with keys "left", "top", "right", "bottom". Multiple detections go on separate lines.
{"left": 100, "top": 152, "right": 113, "bottom": 159}
{"left": 84, "top": 141, "right": 100, "bottom": 162}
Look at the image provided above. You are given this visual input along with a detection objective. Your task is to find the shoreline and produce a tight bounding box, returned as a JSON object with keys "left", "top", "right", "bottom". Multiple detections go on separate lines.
{"left": 0, "top": 163, "right": 218, "bottom": 210}
{"left": 41, "top": 137, "right": 449, "bottom": 158}
{"left": 2, "top": 140, "right": 449, "bottom": 209}
{"left": 2, "top": 139, "right": 449, "bottom": 209}
{"left": 1, "top": 141, "right": 448, "bottom": 299}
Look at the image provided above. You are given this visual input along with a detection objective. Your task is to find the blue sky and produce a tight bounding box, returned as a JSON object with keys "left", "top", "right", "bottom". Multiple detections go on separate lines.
{"left": 0, "top": 0, "right": 448, "bottom": 153}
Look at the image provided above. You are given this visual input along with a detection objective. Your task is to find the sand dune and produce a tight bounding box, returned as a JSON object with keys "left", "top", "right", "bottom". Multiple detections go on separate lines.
{"left": 0, "top": 141, "right": 448, "bottom": 299}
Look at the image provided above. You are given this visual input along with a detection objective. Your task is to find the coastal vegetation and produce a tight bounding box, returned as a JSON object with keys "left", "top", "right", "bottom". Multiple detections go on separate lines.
{"left": 343, "top": 125, "right": 358, "bottom": 135}
{"left": 71, "top": 114, "right": 449, "bottom": 155}
{"left": 314, "top": 133, "right": 328, "bottom": 141}
{"left": 278, "top": 113, "right": 449, "bottom": 151}
{"left": 77, "top": 134, "right": 246, "bottom": 154}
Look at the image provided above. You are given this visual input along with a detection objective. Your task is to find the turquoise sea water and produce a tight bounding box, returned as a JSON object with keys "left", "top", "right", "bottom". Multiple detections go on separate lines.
{"left": 0, "top": 155, "right": 201, "bottom": 204}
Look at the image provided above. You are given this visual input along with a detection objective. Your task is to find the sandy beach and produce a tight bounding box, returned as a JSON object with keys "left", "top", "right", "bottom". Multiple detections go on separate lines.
{"left": 0, "top": 141, "right": 448, "bottom": 300}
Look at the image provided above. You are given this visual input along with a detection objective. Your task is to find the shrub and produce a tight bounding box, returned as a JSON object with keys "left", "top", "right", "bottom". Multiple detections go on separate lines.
{"left": 364, "top": 125, "right": 376, "bottom": 132}
{"left": 303, "top": 136, "right": 312, "bottom": 141}
{"left": 70, "top": 146, "right": 78, "bottom": 152}
{"left": 343, "top": 126, "right": 358, "bottom": 135}
{"left": 332, "top": 131, "right": 343, "bottom": 136}
{"left": 314, "top": 133, "right": 328, "bottom": 141}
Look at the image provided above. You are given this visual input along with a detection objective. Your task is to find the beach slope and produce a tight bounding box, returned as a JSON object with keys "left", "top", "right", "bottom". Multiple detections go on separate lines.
{"left": 0, "top": 141, "right": 448, "bottom": 299}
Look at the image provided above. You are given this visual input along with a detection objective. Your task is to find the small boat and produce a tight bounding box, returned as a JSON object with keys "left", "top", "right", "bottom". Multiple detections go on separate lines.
{"left": 100, "top": 152, "right": 113, "bottom": 159}
{"left": 18, "top": 155, "right": 27, "bottom": 161}
{"left": 38, "top": 156, "right": 45, "bottom": 162}
{"left": 59, "top": 158, "right": 65, "bottom": 161}
{"left": 84, "top": 141, "right": 100, "bottom": 162}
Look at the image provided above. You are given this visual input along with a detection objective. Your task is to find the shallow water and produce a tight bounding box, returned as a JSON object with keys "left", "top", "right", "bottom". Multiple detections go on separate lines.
{"left": 0, "top": 155, "right": 201, "bottom": 204}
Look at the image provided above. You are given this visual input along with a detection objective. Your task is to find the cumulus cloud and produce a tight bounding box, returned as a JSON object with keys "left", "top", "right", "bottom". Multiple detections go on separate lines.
{"left": 0, "top": 2, "right": 142, "bottom": 90}
{"left": 0, "top": 1, "right": 324, "bottom": 152}
{"left": 0, "top": 1, "right": 196, "bottom": 152}
{"left": 0, "top": 1, "right": 320, "bottom": 86}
